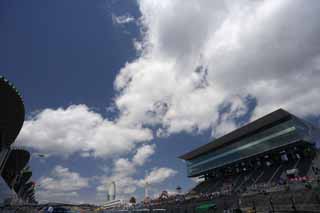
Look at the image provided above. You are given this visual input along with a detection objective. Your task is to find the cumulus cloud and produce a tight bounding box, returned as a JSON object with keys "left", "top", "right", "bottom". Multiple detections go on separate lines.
{"left": 38, "top": 165, "right": 89, "bottom": 192}
{"left": 138, "top": 167, "right": 177, "bottom": 187}
{"left": 17, "top": 105, "right": 153, "bottom": 158}
{"left": 37, "top": 191, "right": 79, "bottom": 204}
{"left": 36, "top": 166, "right": 89, "bottom": 203}
{"left": 132, "top": 144, "right": 155, "bottom": 166}
{"left": 96, "top": 145, "right": 176, "bottom": 200}
{"left": 113, "top": 0, "right": 320, "bottom": 138}
{"left": 113, "top": 158, "right": 136, "bottom": 177}
{"left": 16, "top": 0, "right": 320, "bottom": 202}
{"left": 97, "top": 166, "right": 177, "bottom": 200}
{"left": 18, "top": 0, "right": 320, "bottom": 161}
{"left": 96, "top": 150, "right": 148, "bottom": 197}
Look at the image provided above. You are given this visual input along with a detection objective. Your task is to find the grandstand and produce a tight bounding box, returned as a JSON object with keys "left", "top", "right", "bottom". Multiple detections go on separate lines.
{"left": 180, "top": 109, "right": 320, "bottom": 196}
{"left": 149, "top": 108, "right": 320, "bottom": 212}
{"left": 103, "top": 109, "right": 320, "bottom": 212}
{"left": 138, "top": 108, "right": 320, "bottom": 212}
{"left": 0, "top": 76, "right": 37, "bottom": 205}
{"left": 123, "top": 109, "right": 320, "bottom": 213}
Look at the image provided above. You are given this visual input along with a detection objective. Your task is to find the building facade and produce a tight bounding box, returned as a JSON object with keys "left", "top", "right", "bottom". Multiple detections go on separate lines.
{"left": 180, "top": 109, "right": 320, "bottom": 178}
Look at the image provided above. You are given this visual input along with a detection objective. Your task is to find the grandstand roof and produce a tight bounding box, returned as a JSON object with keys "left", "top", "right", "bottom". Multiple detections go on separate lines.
{"left": 179, "top": 108, "right": 293, "bottom": 160}
{"left": 0, "top": 76, "right": 25, "bottom": 146}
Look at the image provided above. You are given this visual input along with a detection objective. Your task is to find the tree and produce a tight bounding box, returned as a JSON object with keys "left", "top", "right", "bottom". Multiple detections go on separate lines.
{"left": 129, "top": 196, "right": 136, "bottom": 205}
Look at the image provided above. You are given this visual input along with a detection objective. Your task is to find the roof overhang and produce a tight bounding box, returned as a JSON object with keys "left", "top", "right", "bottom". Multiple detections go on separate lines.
{"left": 187, "top": 140, "right": 312, "bottom": 177}
{"left": 179, "top": 108, "right": 293, "bottom": 160}
{"left": 0, "top": 76, "right": 25, "bottom": 146}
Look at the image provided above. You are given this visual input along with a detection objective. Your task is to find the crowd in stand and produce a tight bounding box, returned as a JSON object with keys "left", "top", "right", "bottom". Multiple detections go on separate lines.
{"left": 146, "top": 173, "right": 320, "bottom": 209}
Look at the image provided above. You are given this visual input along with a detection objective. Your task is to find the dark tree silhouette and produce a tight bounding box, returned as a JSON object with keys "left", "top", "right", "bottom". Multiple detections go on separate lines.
{"left": 129, "top": 196, "right": 136, "bottom": 204}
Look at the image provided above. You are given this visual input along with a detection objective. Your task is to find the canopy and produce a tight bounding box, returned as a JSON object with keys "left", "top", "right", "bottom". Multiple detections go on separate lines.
{"left": 0, "top": 76, "right": 25, "bottom": 146}
{"left": 179, "top": 108, "right": 292, "bottom": 160}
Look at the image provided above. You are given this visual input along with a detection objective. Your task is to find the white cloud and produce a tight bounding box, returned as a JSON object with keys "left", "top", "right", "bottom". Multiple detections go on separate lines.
{"left": 96, "top": 145, "right": 176, "bottom": 201}
{"left": 17, "top": 105, "right": 153, "bottom": 158}
{"left": 214, "top": 95, "right": 249, "bottom": 137}
{"left": 132, "top": 144, "right": 155, "bottom": 166}
{"left": 36, "top": 166, "right": 89, "bottom": 203}
{"left": 113, "top": 0, "right": 320, "bottom": 138}
{"left": 17, "top": 1, "right": 320, "bottom": 161}
{"left": 138, "top": 167, "right": 177, "bottom": 187}
{"left": 38, "top": 165, "right": 89, "bottom": 192}
{"left": 37, "top": 191, "right": 79, "bottom": 204}
{"left": 96, "top": 166, "right": 177, "bottom": 201}
{"left": 112, "top": 14, "right": 135, "bottom": 25}
{"left": 18, "top": 0, "right": 320, "bottom": 164}
{"left": 96, "top": 149, "right": 149, "bottom": 198}
{"left": 113, "top": 158, "right": 136, "bottom": 177}
{"left": 16, "top": 0, "right": 320, "bottom": 203}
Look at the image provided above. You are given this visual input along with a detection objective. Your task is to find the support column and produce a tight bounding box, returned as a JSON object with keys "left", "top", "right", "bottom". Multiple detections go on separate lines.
{"left": 0, "top": 132, "right": 11, "bottom": 175}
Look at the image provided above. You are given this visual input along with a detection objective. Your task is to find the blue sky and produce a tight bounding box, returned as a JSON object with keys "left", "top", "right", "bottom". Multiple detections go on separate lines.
{"left": 0, "top": 0, "right": 206, "bottom": 203}
{"left": 1, "top": 0, "right": 320, "bottom": 204}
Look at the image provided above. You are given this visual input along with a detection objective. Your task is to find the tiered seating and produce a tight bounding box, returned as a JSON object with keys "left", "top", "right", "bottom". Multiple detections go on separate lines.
{"left": 237, "top": 169, "right": 259, "bottom": 190}
{"left": 206, "top": 179, "right": 223, "bottom": 193}
{"left": 297, "top": 158, "right": 312, "bottom": 176}
{"left": 190, "top": 156, "right": 314, "bottom": 197}
{"left": 270, "top": 165, "right": 284, "bottom": 183}
{"left": 240, "top": 189, "right": 320, "bottom": 211}
{"left": 192, "top": 177, "right": 224, "bottom": 194}
{"left": 256, "top": 166, "right": 277, "bottom": 184}
{"left": 232, "top": 172, "right": 246, "bottom": 190}
{"left": 248, "top": 168, "right": 263, "bottom": 185}
{"left": 282, "top": 160, "right": 295, "bottom": 170}
{"left": 192, "top": 180, "right": 210, "bottom": 193}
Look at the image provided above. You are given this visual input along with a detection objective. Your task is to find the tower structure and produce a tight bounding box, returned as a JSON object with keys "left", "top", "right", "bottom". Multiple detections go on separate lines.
{"left": 144, "top": 181, "right": 150, "bottom": 199}
{"left": 106, "top": 181, "right": 116, "bottom": 201}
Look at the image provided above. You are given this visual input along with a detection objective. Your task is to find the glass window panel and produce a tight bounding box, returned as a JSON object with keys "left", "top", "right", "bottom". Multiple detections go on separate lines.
{"left": 186, "top": 118, "right": 314, "bottom": 176}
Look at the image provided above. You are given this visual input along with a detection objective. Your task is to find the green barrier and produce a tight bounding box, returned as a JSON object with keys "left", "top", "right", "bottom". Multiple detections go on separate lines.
{"left": 195, "top": 203, "right": 217, "bottom": 213}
